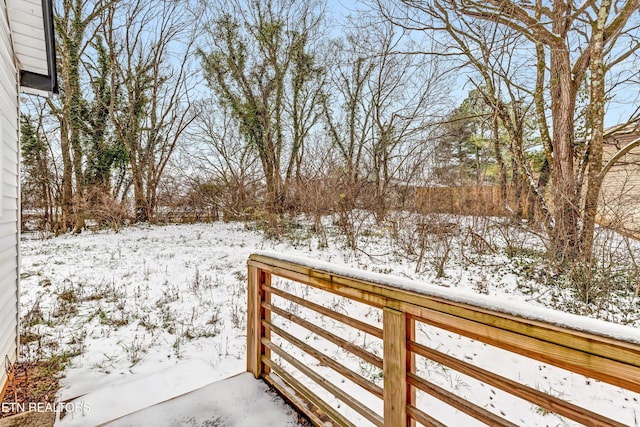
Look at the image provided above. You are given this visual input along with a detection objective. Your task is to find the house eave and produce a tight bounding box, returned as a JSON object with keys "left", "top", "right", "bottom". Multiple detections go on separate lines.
{"left": 8, "top": 0, "right": 58, "bottom": 96}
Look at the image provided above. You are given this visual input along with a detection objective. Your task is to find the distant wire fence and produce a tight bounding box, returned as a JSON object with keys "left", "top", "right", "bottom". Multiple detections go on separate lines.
{"left": 247, "top": 253, "right": 640, "bottom": 427}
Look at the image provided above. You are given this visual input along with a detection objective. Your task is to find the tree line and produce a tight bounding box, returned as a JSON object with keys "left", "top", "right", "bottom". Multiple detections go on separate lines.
{"left": 21, "top": 0, "right": 640, "bottom": 267}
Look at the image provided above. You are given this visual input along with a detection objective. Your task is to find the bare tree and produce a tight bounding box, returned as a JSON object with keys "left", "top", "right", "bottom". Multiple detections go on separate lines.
{"left": 103, "top": 0, "right": 199, "bottom": 222}
{"left": 379, "top": 0, "right": 640, "bottom": 264}
{"left": 50, "top": 0, "right": 109, "bottom": 232}
{"left": 198, "top": 0, "right": 326, "bottom": 214}
{"left": 185, "top": 102, "right": 262, "bottom": 219}
{"left": 324, "top": 16, "right": 448, "bottom": 224}
{"left": 20, "top": 112, "right": 56, "bottom": 232}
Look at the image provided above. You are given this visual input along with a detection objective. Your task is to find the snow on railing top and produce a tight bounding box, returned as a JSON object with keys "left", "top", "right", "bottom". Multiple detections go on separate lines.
{"left": 252, "top": 250, "right": 640, "bottom": 346}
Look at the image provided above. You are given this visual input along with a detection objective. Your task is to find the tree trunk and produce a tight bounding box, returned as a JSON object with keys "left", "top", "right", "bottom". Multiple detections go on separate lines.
{"left": 549, "top": 43, "right": 578, "bottom": 263}
{"left": 60, "top": 119, "right": 74, "bottom": 232}
{"left": 129, "top": 151, "right": 147, "bottom": 222}
{"left": 579, "top": 1, "right": 610, "bottom": 259}
{"left": 70, "top": 94, "right": 85, "bottom": 233}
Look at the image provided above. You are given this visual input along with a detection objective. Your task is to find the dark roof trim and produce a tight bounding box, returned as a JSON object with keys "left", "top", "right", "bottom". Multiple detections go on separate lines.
{"left": 42, "top": 0, "right": 58, "bottom": 94}
{"left": 19, "top": 0, "right": 58, "bottom": 94}
{"left": 20, "top": 70, "right": 56, "bottom": 93}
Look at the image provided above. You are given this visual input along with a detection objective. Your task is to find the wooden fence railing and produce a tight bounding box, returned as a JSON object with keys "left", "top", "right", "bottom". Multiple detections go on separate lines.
{"left": 247, "top": 253, "right": 640, "bottom": 427}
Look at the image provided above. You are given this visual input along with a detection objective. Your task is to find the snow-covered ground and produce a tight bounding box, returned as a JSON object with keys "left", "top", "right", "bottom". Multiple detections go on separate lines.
{"left": 18, "top": 218, "right": 640, "bottom": 425}
{"left": 56, "top": 360, "right": 306, "bottom": 426}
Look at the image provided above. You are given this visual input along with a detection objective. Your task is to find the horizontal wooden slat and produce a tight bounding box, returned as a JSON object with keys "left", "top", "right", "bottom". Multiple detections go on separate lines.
{"left": 261, "top": 373, "right": 329, "bottom": 427}
{"left": 250, "top": 259, "right": 387, "bottom": 308}
{"left": 408, "top": 340, "right": 625, "bottom": 427}
{"left": 265, "top": 284, "right": 383, "bottom": 339}
{"left": 262, "top": 358, "right": 357, "bottom": 427}
{"left": 264, "top": 301, "right": 383, "bottom": 369}
{"left": 265, "top": 320, "right": 383, "bottom": 398}
{"left": 264, "top": 338, "right": 383, "bottom": 427}
{"left": 406, "top": 405, "right": 446, "bottom": 427}
{"left": 408, "top": 372, "right": 519, "bottom": 427}
{"left": 406, "top": 307, "right": 640, "bottom": 393}
{"left": 402, "top": 300, "right": 640, "bottom": 368}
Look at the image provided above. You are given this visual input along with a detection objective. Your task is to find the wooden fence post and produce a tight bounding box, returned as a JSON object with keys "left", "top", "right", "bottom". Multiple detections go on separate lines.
{"left": 247, "top": 265, "right": 271, "bottom": 378}
{"left": 384, "top": 307, "right": 408, "bottom": 427}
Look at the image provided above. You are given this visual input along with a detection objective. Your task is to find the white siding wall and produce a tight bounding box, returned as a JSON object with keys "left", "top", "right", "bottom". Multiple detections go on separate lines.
{"left": 0, "top": 1, "right": 20, "bottom": 395}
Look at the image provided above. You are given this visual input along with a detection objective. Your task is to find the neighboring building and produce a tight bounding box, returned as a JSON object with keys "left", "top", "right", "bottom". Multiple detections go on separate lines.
{"left": 599, "top": 124, "right": 640, "bottom": 237}
{"left": 415, "top": 125, "right": 640, "bottom": 237}
{"left": 1, "top": 0, "right": 57, "bottom": 399}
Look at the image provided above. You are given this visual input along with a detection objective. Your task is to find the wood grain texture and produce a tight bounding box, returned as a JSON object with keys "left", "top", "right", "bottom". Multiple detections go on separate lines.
{"left": 246, "top": 265, "right": 260, "bottom": 377}
{"left": 406, "top": 404, "right": 447, "bottom": 427}
{"left": 264, "top": 301, "right": 383, "bottom": 369}
{"left": 248, "top": 256, "right": 640, "bottom": 385}
{"left": 261, "top": 373, "right": 330, "bottom": 427}
{"left": 265, "top": 320, "right": 383, "bottom": 398}
{"left": 263, "top": 338, "right": 383, "bottom": 427}
{"left": 262, "top": 358, "right": 357, "bottom": 427}
{"left": 383, "top": 308, "right": 406, "bottom": 427}
{"left": 408, "top": 340, "right": 627, "bottom": 427}
{"left": 408, "top": 372, "right": 519, "bottom": 427}
{"left": 247, "top": 254, "right": 640, "bottom": 427}
{"left": 264, "top": 283, "right": 383, "bottom": 338}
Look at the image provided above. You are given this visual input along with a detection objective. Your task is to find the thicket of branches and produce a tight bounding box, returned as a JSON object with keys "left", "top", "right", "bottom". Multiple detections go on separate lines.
{"left": 21, "top": 0, "right": 640, "bottom": 269}
{"left": 23, "top": 0, "right": 198, "bottom": 233}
